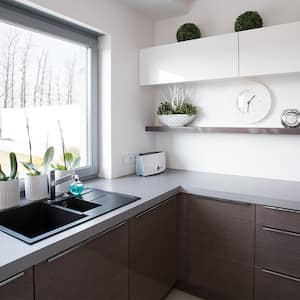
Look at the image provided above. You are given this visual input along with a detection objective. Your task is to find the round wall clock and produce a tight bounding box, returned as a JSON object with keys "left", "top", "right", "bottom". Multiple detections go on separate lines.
{"left": 236, "top": 81, "right": 272, "bottom": 124}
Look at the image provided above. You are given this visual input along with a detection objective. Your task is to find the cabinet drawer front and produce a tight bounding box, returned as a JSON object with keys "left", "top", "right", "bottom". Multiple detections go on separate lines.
{"left": 256, "top": 205, "right": 300, "bottom": 233}
{"left": 0, "top": 269, "right": 33, "bottom": 300}
{"left": 255, "top": 268, "right": 300, "bottom": 300}
{"left": 256, "top": 225, "right": 300, "bottom": 278}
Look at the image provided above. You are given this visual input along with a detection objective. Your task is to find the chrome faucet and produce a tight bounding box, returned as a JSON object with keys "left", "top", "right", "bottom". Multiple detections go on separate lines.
{"left": 48, "top": 170, "right": 75, "bottom": 201}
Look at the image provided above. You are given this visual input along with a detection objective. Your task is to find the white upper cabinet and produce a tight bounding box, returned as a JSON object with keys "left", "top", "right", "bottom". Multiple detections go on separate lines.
{"left": 239, "top": 22, "right": 300, "bottom": 77}
{"left": 139, "top": 33, "right": 239, "bottom": 85}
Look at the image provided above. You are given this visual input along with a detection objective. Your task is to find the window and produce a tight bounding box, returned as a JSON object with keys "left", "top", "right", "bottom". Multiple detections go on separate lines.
{"left": 0, "top": 1, "right": 99, "bottom": 179}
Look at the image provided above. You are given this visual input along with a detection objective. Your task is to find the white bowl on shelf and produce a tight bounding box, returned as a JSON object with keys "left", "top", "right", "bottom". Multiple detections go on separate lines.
{"left": 158, "top": 114, "right": 196, "bottom": 127}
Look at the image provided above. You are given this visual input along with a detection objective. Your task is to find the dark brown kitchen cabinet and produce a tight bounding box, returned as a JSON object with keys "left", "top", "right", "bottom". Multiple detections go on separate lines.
{"left": 255, "top": 267, "right": 300, "bottom": 300}
{"left": 177, "top": 193, "right": 188, "bottom": 282}
{"left": 255, "top": 205, "right": 300, "bottom": 300}
{"left": 129, "top": 196, "right": 177, "bottom": 300}
{"left": 35, "top": 222, "right": 129, "bottom": 300}
{"left": 255, "top": 225, "right": 300, "bottom": 278}
{"left": 0, "top": 268, "right": 34, "bottom": 300}
{"left": 187, "top": 196, "right": 255, "bottom": 300}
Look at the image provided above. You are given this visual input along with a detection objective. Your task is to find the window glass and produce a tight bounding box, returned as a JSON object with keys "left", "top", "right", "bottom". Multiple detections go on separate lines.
{"left": 0, "top": 20, "right": 91, "bottom": 176}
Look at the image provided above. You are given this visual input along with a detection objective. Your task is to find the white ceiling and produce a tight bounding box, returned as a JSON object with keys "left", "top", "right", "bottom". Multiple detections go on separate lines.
{"left": 121, "top": 0, "right": 196, "bottom": 20}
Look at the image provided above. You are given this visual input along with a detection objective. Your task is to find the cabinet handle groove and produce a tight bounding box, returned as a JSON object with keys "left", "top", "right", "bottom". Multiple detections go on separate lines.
{"left": 47, "top": 221, "right": 127, "bottom": 263}
{"left": 261, "top": 269, "right": 300, "bottom": 283}
{"left": 263, "top": 206, "right": 300, "bottom": 214}
{"left": 135, "top": 200, "right": 169, "bottom": 219}
{"left": 262, "top": 226, "right": 300, "bottom": 238}
{"left": 0, "top": 272, "right": 24, "bottom": 287}
{"left": 195, "top": 195, "right": 251, "bottom": 206}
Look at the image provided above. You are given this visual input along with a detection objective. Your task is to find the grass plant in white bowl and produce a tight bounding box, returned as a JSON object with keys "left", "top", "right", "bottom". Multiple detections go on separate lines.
{"left": 157, "top": 85, "right": 198, "bottom": 127}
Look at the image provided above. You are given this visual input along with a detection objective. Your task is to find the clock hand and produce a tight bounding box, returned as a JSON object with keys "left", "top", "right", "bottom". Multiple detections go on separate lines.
{"left": 246, "top": 95, "right": 256, "bottom": 112}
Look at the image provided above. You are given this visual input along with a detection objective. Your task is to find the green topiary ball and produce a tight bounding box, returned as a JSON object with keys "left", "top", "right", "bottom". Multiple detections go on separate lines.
{"left": 176, "top": 23, "right": 201, "bottom": 42}
{"left": 234, "top": 11, "right": 263, "bottom": 32}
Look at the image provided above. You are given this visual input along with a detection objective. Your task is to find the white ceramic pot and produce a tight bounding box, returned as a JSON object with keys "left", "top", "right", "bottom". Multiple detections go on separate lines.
{"left": 158, "top": 114, "right": 196, "bottom": 127}
{"left": 55, "top": 170, "right": 74, "bottom": 195}
{"left": 24, "top": 174, "right": 48, "bottom": 201}
{"left": 0, "top": 179, "right": 20, "bottom": 210}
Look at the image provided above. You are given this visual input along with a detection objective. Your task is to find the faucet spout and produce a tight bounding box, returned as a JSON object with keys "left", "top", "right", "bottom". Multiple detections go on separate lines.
{"left": 48, "top": 170, "right": 75, "bottom": 200}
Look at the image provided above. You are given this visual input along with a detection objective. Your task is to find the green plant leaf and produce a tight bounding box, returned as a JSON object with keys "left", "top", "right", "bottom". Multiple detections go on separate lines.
{"left": 55, "top": 163, "right": 67, "bottom": 171}
{"left": 9, "top": 152, "right": 18, "bottom": 180}
{"left": 0, "top": 164, "right": 8, "bottom": 181}
{"left": 64, "top": 152, "right": 73, "bottom": 170}
{"left": 21, "top": 162, "right": 41, "bottom": 176}
{"left": 43, "top": 146, "right": 54, "bottom": 173}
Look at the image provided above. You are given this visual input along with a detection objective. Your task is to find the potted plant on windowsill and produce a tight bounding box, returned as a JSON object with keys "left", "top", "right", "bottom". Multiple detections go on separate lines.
{"left": 157, "top": 85, "right": 198, "bottom": 127}
{"left": 51, "top": 121, "right": 80, "bottom": 195}
{"left": 22, "top": 146, "right": 54, "bottom": 201}
{"left": 0, "top": 152, "right": 19, "bottom": 210}
{"left": 21, "top": 113, "right": 55, "bottom": 201}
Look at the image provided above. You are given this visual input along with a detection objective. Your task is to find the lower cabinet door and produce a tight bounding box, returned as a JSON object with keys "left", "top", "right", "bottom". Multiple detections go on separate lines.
{"left": 255, "top": 267, "right": 300, "bottom": 300}
{"left": 0, "top": 268, "right": 34, "bottom": 300}
{"left": 129, "top": 197, "right": 177, "bottom": 300}
{"left": 188, "top": 196, "right": 255, "bottom": 300}
{"left": 35, "top": 222, "right": 129, "bottom": 300}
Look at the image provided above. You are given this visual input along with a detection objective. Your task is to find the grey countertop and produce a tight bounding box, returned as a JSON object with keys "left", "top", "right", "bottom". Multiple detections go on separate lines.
{"left": 0, "top": 169, "right": 299, "bottom": 281}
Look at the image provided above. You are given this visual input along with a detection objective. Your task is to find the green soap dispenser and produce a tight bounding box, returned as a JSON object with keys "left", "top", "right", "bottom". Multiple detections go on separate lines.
{"left": 69, "top": 174, "right": 84, "bottom": 196}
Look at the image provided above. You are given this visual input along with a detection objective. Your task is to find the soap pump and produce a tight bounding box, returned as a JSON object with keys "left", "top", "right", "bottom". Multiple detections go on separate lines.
{"left": 69, "top": 174, "right": 84, "bottom": 196}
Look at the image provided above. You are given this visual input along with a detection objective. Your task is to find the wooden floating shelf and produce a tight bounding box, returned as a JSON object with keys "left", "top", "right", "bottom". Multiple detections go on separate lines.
{"left": 145, "top": 126, "right": 300, "bottom": 135}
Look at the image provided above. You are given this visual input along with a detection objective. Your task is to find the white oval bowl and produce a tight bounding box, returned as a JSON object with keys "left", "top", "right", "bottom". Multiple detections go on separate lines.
{"left": 158, "top": 114, "right": 196, "bottom": 127}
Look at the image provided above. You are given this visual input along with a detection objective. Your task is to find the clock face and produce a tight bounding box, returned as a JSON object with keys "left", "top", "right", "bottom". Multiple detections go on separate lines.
{"left": 236, "top": 81, "right": 272, "bottom": 124}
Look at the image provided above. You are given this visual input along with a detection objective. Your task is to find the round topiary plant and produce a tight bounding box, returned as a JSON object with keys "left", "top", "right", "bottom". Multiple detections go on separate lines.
{"left": 235, "top": 11, "right": 263, "bottom": 32}
{"left": 176, "top": 23, "right": 201, "bottom": 42}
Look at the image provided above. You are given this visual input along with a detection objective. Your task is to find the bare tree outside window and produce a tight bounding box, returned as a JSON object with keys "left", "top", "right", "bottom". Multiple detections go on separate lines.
{"left": 0, "top": 20, "right": 88, "bottom": 176}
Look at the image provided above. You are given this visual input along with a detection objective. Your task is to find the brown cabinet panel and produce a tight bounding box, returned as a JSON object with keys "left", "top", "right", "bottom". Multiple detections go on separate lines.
{"left": 255, "top": 267, "right": 300, "bottom": 300}
{"left": 256, "top": 205, "right": 300, "bottom": 233}
{"left": 188, "top": 196, "right": 255, "bottom": 300}
{"left": 0, "top": 268, "right": 34, "bottom": 300}
{"left": 177, "top": 193, "right": 188, "bottom": 281}
{"left": 189, "top": 196, "right": 255, "bottom": 265}
{"left": 35, "top": 222, "right": 128, "bottom": 300}
{"left": 129, "top": 197, "right": 177, "bottom": 300}
{"left": 256, "top": 225, "right": 300, "bottom": 278}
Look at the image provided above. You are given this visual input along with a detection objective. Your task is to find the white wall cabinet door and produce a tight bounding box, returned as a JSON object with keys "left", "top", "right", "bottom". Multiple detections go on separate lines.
{"left": 139, "top": 33, "right": 238, "bottom": 86}
{"left": 239, "top": 22, "right": 300, "bottom": 77}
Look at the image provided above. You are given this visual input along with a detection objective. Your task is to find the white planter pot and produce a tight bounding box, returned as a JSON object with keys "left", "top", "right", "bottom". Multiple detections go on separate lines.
{"left": 0, "top": 179, "right": 20, "bottom": 210}
{"left": 24, "top": 174, "right": 48, "bottom": 201}
{"left": 158, "top": 114, "right": 197, "bottom": 127}
{"left": 55, "top": 170, "right": 74, "bottom": 195}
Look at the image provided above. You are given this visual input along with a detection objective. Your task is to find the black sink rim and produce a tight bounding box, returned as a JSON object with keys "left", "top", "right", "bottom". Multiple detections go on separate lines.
{"left": 0, "top": 188, "right": 141, "bottom": 244}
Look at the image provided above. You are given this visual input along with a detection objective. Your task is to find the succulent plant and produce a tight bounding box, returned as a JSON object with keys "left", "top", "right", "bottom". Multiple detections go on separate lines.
{"left": 235, "top": 11, "right": 263, "bottom": 32}
{"left": 0, "top": 152, "right": 18, "bottom": 181}
{"left": 176, "top": 23, "right": 201, "bottom": 42}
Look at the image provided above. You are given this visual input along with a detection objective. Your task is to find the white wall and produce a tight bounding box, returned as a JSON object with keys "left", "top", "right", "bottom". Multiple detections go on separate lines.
{"left": 24, "top": 0, "right": 156, "bottom": 179}
{"left": 155, "top": 0, "right": 300, "bottom": 181}
{"left": 155, "top": 0, "right": 300, "bottom": 44}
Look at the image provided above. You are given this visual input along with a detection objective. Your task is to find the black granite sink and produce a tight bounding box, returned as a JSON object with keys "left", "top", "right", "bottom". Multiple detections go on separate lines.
{"left": 0, "top": 188, "right": 140, "bottom": 244}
